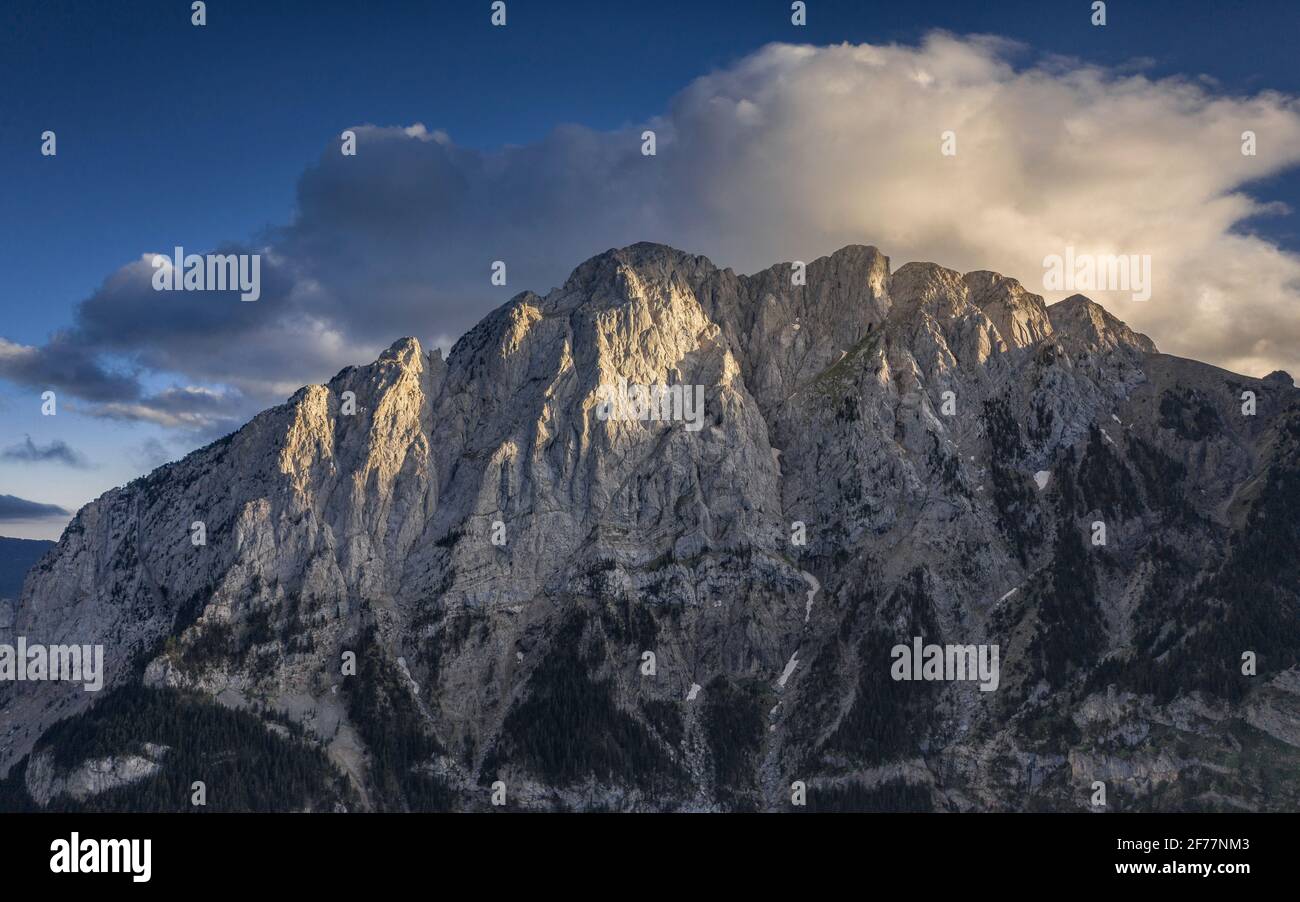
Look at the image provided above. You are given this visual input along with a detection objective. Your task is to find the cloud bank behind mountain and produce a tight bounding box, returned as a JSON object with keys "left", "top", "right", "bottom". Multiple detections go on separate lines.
{"left": 4, "top": 32, "right": 1300, "bottom": 433}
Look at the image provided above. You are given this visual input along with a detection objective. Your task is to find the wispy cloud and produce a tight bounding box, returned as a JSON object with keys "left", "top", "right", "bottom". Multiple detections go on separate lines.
{"left": 0, "top": 494, "right": 69, "bottom": 521}
{"left": 0, "top": 436, "right": 90, "bottom": 468}
{"left": 130, "top": 438, "right": 175, "bottom": 471}
{"left": 83, "top": 385, "right": 241, "bottom": 433}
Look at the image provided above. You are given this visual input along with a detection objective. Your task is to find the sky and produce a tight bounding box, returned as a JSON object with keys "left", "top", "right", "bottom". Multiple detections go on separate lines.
{"left": 2, "top": 0, "right": 1300, "bottom": 539}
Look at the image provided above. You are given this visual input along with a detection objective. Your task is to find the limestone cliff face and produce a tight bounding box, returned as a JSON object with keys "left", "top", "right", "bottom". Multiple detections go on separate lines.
{"left": 4, "top": 243, "right": 1298, "bottom": 812}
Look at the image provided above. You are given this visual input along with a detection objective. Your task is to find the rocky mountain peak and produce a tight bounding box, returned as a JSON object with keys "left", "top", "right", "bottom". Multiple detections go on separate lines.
{"left": 887, "top": 261, "right": 968, "bottom": 319}
{"left": 5, "top": 241, "right": 1297, "bottom": 815}
{"left": 379, "top": 335, "right": 423, "bottom": 360}
{"left": 961, "top": 270, "right": 1054, "bottom": 350}
{"left": 1047, "top": 293, "right": 1158, "bottom": 356}
{"left": 555, "top": 242, "right": 719, "bottom": 310}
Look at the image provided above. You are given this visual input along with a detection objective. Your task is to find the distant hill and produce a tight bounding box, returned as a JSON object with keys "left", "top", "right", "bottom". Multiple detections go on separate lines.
{"left": 0, "top": 536, "right": 56, "bottom": 599}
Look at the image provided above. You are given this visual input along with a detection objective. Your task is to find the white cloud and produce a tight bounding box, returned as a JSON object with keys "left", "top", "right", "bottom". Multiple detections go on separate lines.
{"left": 283, "top": 33, "right": 1300, "bottom": 378}
{"left": 638, "top": 35, "right": 1300, "bottom": 377}
{"left": 6, "top": 31, "right": 1300, "bottom": 431}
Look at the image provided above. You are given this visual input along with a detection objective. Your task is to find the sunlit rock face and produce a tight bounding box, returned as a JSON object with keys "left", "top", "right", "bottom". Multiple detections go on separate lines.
{"left": 4, "top": 243, "right": 1298, "bottom": 813}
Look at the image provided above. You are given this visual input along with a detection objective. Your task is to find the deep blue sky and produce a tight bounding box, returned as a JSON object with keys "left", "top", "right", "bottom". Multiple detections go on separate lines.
{"left": 2, "top": 0, "right": 1299, "bottom": 538}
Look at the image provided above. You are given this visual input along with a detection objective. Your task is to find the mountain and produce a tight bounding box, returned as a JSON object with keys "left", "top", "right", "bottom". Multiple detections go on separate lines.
{"left": 2, "top": 243, "right": 1298, "bottom": 812}
{"left": 0, "top": 537, "right": 54, "bottom": 600}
